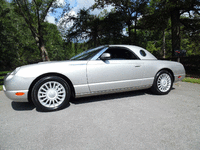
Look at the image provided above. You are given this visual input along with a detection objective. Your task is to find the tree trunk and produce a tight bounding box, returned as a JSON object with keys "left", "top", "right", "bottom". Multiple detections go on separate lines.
{"left": 75, "top": 42, "right": 77, "bottom": 55}
{"left": 40, "top": 44, "right": 50, "bottom": 61}
{"left": 38, "top": 37, "right": 50, "bottom": 61}
{"left": 162, "top": 30, "right": 166, "bottom": 58}
{"left": 171, "top": 8, "right": 180, "bottom": 57}
{"left": 94, "top": 35, "right": 97, "bottom": 47}
{"left": 128, "top": 23, "right": 132, "bottom": 45}
{"left": 134, "top": 13, "right": 138, "bottom": 45}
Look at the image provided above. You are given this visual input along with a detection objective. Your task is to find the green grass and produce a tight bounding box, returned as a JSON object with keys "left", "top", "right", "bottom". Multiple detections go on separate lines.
{"left": 0, "top": 71, "right": 10, "bottom": 91}
{"left": 0, "top": 73, "right": 6, "bottom": 85}
{"left": 182, "top": 77, "right": 200, "bottom": 84}
{"left": 0, "top": 71, "right": 10, "bottom": 75}
{"left": 0, "top": 76, "right": 4, "bottom": 85}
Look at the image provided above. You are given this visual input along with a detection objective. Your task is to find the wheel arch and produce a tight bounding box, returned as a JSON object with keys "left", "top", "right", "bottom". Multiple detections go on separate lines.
{"left": 156, "top": 68, "right": 174, "bottom": 82}
{"left": 28, "top": 73, "right": 75, "bottom": 103}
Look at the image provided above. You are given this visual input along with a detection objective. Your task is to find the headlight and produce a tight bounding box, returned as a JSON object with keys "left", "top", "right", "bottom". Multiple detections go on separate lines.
{"left": 4, "top": 67, "right": 21, "bottom": 81}
{"left": 10, "top": 67, "right": 21, "bottom": 75}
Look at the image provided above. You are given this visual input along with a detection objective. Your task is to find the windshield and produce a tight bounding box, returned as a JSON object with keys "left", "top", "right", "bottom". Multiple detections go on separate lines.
{"left": 70, "top": 46, "right": 106, "bottom": 60}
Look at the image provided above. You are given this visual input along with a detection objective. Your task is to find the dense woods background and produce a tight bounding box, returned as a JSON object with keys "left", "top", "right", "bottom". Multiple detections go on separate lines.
{"left": 0, "top": 0, "right": 199, "bottom": 72}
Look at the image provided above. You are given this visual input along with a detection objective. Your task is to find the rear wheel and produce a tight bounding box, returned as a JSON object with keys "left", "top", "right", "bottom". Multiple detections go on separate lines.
{"left": 151, "top": 70, "right": 173, "bottom": 95}
{"left": 31, "top": 76, "right": 71, "bottom": 111}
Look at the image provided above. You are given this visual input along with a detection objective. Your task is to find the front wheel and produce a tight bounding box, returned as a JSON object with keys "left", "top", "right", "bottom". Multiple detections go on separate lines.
{"left": 151, "top": 70, "right": 173, "bottom": 95}
{"left": 31, "top": 76, "right": 71, "bottom": 111}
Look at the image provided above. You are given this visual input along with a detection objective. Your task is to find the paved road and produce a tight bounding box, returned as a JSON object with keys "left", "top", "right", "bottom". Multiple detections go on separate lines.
{"left": 0, "top": 82, "right": 200, "bottom": 150}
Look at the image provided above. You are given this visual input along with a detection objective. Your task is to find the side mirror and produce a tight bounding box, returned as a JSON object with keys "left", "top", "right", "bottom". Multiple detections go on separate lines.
{"left": 100, "top": 53, "right": 111, "bottom": 60}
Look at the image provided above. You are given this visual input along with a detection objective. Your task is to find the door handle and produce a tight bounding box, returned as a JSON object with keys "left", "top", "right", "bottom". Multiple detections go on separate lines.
{"left": 135, "top": 65, "right": 141, "bottom": 67}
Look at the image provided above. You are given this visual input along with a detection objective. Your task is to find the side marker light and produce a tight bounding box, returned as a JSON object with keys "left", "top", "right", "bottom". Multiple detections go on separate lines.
{"left": 15, "top": 92, "right": 25, "bottom": 96}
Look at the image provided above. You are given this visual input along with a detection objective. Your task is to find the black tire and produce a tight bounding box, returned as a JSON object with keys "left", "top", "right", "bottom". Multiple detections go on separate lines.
{"left": 151, "top": 70, "right": 173, "bottom": 95}
{"left": 31, "top": 76, "right": 71, "bottom": 111}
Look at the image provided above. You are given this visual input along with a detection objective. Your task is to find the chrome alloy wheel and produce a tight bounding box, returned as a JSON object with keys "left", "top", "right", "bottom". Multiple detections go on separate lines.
{"left": 37, "top": 81, "right": 66, "bottom": 108}
{"left": 157, "top": 73, "right": 172, "bottom": 92}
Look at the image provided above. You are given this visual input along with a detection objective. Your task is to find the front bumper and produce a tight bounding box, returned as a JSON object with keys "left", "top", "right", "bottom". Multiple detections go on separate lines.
{"left": 3, "top": 72, "right": 32, "bottom": 102}
{"left": 3, "top": 85, "right": 29, "bottom": 102}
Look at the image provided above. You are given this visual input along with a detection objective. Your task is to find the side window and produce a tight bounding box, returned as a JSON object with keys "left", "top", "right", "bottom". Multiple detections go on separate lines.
{"left": 105, "top": 48, "right": 138, "bottom": 60}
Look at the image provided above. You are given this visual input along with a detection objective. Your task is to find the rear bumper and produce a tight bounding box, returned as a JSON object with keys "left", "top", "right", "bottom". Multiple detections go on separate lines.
{"left": 174, "top": 74, "right": 185, "bottom": 82}
{"left": 3, "top": 85, "right": 29, "bottom": 102}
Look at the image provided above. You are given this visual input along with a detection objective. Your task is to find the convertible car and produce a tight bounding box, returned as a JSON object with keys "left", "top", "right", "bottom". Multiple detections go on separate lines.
{"left": 4, "top": 45, "right": 185, "bottom": 111}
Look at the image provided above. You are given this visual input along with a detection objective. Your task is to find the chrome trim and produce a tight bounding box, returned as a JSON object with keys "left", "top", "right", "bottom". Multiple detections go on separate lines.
{"left": 88, "top": 77, "right": 154, "bottom": 86}
{"left": 75, "top": 84, "right": 152, "bottom": 98}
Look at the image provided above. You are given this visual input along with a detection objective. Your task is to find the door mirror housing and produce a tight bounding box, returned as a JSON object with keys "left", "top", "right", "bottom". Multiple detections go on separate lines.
{"left": 100, "top": 53, "right": 111, "bottom": 60}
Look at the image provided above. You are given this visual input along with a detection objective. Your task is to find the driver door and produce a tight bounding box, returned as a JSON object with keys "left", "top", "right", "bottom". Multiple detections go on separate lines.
{"left": 86, "top": 47, "right": 144, "bottom": 93}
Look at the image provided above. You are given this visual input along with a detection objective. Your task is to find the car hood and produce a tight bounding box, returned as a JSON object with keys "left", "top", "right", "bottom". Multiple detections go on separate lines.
{"left": 15, "top": 60, "right": 88, "bottom": 78}
{"left": 25, "top": 60, "right": 88, "bottom": 67}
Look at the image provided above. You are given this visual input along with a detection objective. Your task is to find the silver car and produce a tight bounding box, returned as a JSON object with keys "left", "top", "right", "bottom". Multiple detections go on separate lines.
{"left": 3, "top": 45, "right": 185, "bottom": 111}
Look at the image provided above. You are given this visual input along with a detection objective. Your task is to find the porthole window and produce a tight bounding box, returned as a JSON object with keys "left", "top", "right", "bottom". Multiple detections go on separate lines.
{"left": 140, "top": 50, "right": 146, "bottom": 57}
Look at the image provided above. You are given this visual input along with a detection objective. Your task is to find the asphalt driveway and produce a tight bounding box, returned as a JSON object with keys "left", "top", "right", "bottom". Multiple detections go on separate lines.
{"left": 0, "top": 82, "right": 200, "bottom": 150}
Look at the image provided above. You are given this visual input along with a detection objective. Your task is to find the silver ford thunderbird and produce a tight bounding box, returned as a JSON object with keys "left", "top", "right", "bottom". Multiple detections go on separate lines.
{"left": 4, "top": 45, "right": 185, "bottom": 111}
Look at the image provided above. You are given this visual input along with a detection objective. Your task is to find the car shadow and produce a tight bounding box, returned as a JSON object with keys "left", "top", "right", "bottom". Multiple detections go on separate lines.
{"left": 71, "top": 87, "right": 176, "bottom": 105}
{"left": 35, "top": 103, "right": 71, "bottom": 113}
{"left": 70, "top": 89, "right": 149, "bottom": 105}
{"left": 11, "top": 101, "right": 71, "bottom": 112}
{"left": 11, "top": 88, "right": 175, "bottom": 111}
{"left": 10, "top": 90, "right": 147, "bottom": 111}
{"left": 11, "top": 101, "right": 35, "bottom": 111}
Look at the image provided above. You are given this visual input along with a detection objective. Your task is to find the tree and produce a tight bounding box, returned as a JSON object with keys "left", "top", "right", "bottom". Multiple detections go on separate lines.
{"left": 92, "top": 0, "right": 149, "bottom": 45}
{"left": 0, "top": 0, "right": 38, "bottom": 69}
{"left": 64, "top": 8, "right": 125, "bottom": 48}
{"left": 43, "top": 22, "right": 65, "bottom": 60}
{"left": 181, "top": 13, "right": 200, "bottom": 55}
{"left": 65, "top": 9, "right": 102, "bottom": 47}
{"left": 98, "top": 10, "right": 125, "bottom": 44}
{"left": 12, "top": 0, "right": 70, "bottom": 61}
{"left": 141, "top": 0, "right": 200, "bottom": 56}
{"left": 0, "top": 0, "right": 17, "bottom": 69}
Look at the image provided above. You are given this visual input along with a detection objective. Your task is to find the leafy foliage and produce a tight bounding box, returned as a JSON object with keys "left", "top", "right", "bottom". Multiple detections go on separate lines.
{"left": 12, "top": 0, "right": 70, "bottom": 61}
{"left": 0, "top": 0, "right": 69, "bottom": 69}
{"left": 0, "top": 0, "right": 38, "bottom": 69}
{"left": 140, "top": 0, "right": 200, "bottom": 56}
{"left": 0, "top": 0, "right": 199, "bottom": 70}
{"left": 93, "top": 0, "right": 149, "bottom": 45}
